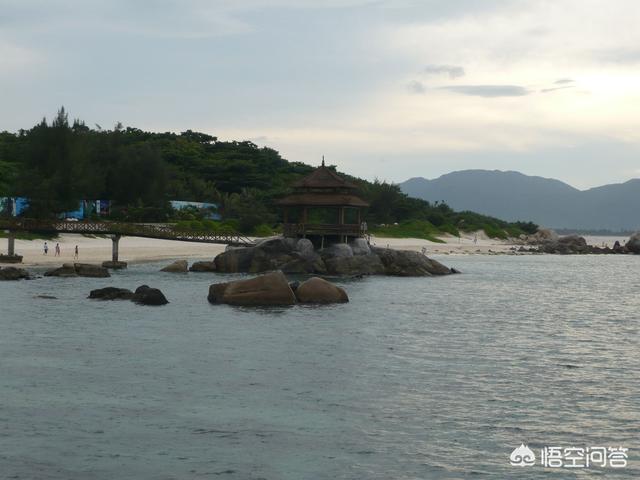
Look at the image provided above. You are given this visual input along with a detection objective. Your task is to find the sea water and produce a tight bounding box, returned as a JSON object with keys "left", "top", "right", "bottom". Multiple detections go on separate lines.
{"left": 1, "top": 255, "right": 639, "bottom": 479}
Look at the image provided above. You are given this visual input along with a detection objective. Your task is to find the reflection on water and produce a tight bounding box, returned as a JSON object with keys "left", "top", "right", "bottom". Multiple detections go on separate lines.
{"left": 1, "top": 254, "right": 639, "bottom": 479}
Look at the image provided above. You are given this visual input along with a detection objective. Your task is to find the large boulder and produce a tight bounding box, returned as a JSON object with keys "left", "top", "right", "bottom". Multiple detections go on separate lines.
{"left": 189, "top": 261, "right": 217, "bottom": 272}
{"left": 0, "top": 266, "right": 31, "bottom": 281}
{"left": 280, "top": 252, "right": 327, "bottom": 274}
{"left": 254, "top": 236, "right": 297, "bottom": 254}
{"left": 295, "top": 277, "right": 349, "bottom": 304}
{"left": 74, "top": 263, "right": 110, "bottom": 278}
{"left": 349, "top": 238, "right": 371, "bottom": 256}
{"left": 44, "top": 263, "right": 78, "bottom": 277}
{"left": 627, "top": 233, "right": 640, "bottom": 254}
{"left": 133, "top": 285, "right": 169, "bottom": 305}
{"left": 527, "top": 228, "right": 559, "bottom": 244}
{"left": 539, "top": 235, "right": 590, "bottom": 254}
{"left": 88, "top": 287, "right": 134, "bottom": 300}
{"left": 372, "top": 247, "right": 452, "bottom": 276}
{"left": 320, "top": 243, "right": 354, "bottom": 259}
{"left": 295, "top": 238, "right": 315, "bottom": 258}
{"left": 160, "top": 260, "right": 188, "bottom": 273}
{"left": 249, "top": 248, "right": 295, "bottom": 273}
{"left": 208, "top": 271, "right": 296, "bottom": 306}
{"left": 324, "top": 254, "right": 385, "bottom": 276}
{"left": 214, "top": 247, "right": 256, "bottom": 272}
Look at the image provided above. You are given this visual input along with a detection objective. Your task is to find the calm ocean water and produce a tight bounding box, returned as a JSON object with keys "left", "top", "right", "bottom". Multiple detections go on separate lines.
{"left": 1, "top": 254, "right": 639, "bottom": 479}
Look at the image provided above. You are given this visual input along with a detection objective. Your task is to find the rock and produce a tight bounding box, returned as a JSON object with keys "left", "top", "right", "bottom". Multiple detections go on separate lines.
{"left": 349, "top": 238, "right": 371, "bottom": 256}
{"left": 133, "top": 285, "right": 169, "bottom": 305}
{"left": 527, "top": 228, "right": 559, "bottom": 244}
{"left": 75, "top": 263, "right": 111, "bottom": 277}
{"left": 102, "top": 261, "right": 128, "bottom": 269}
{"left": 289, "top": 281, "right": 300, "bottom": 292}
{"left": 627, "top": 233, "right": 640, "bottom": 254}
{"left": 0, "top": 254, "right": 23, "bottom": 264}
{"left": 539, "top": 235, "right": 590, "bottom": 254}
{"left": 88, "top": 287, "right": 134, "bottom": 300}
{"left": 189, "top": 261, "right": 217, "bottom": 272}
{"left": 324, "top": 254, "right": 385, "bottom": 276}
{"left": 254, "top": 236, "right": 297, "bottom": 254}
{"left": 214, "top": 247, "right": 256, "bottom": 272}
{"left": 33, "top": 295, "right": 57, "bottom": 299}
{"left": 294, "top": 238, "right": 315, "bottom": 257}
{"left": 320, "top": 243, "right": 354, "bottom": 259}
{"left": 372, "top": 247, "right": 452, "bottom": 276}
{"left": 0, "top": 266, "right": 31, "bottom": 281}
{"left": 44, "top": 263, "right": 78, "bottom": 277}
{"left": 280, "top": 252, "right": 327, "bottom": 274}
{"left": 161, "top": 260, "right": 188, "bottom": 273}
{"left": 451, "top": 268, "right": 462, "bottom": 274}
{"left": 294, "top": 277, "right": 349, "bottom": 304}
{"left": 249, "top": 248, "right": 295, "bottom": 273}
{"left": 208, "top": 271, "right": 296, "bottom": 306}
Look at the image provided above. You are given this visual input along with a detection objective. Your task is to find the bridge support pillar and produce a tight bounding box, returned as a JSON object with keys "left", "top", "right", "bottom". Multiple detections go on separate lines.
{"left": 111, "top": 235, "right": 121, "bottom": 262}
{"left": 7, "top": 231, "right": 15, "bottom": 256}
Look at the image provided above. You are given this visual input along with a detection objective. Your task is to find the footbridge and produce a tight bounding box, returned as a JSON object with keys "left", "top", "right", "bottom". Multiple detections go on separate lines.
{"left": 0, "top": 218, "right": 255, "bottom": 263}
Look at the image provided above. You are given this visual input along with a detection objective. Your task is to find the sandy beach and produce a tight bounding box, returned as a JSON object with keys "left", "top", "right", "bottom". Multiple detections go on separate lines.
{"left": 1, "top": 232, "right": 631, "bottom": 267}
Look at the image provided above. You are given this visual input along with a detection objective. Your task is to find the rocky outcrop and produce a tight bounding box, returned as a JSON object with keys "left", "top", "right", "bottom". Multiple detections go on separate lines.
{"left": 88, "top": 285, "right": 168, "bottom": 305}
{"left": 0, "top": 266, "right": 31, "bottom": 281}
{"left": 161, "top": 260, "right": 188, "bottom": 273}
{"left": 45, "top": 263, "right": 110, "bottom": 278}
{"left": 208, "top": 271, "right": 296, "bottom": 306}
{"left": 294, "top": 277, "right": 349, "bottom": 304}
{"left": 213, "top": 235, "right": 452, "bottom": 277}
{"left": 88, "top": 287, "right": 134, "bottom": 300}
{"left": 627, "top": 233, "right": 640, "bottom": 254}
{"left": 102, "top": 261, "right": 128, "bottom": 269}
{"left": 189, "top": 261, "right": 217, "bottom": 272}
{"left": 133, "top": 285, "right": 169, "bottom": 305}
{"left": 372, "top": 247, "right": 452, "bottom": 276}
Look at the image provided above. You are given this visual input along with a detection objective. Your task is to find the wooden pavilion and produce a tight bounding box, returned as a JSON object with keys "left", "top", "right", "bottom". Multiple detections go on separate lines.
{"left": 276, "top": 159, "right": 369, "bottom": 245}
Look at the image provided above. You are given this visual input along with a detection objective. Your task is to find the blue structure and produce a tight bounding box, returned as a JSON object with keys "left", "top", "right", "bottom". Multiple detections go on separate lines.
{"left": 170, "top": 200, "right": 221, "bottom": 220}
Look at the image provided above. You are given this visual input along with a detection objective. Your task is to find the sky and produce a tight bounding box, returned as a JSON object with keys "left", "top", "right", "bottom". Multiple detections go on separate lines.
{"left": 1, "top": 0, "right": 639, "bottom": 189}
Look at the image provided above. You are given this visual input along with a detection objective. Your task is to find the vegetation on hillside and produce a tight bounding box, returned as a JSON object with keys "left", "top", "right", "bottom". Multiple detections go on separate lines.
{"left": 0, "top": 108, "right": 538, "bottom": 238}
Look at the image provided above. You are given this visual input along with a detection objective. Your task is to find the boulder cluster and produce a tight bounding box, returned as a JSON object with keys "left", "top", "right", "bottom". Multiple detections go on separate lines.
{"left": 45, "top": 263, "right": 110, "bottom": 278}
{"left": 89, "top": 285, "right": 169, "bottom": 305}
{"left": 0, "top": 266, "right": 31, "bottom": 281}
{"left": 208, "top": 271, "right": 348, "bottom": 306}
{"left": 213, "top": 237, "right": 454, "bottom": 277}
{"left": 521, "top": 232, "right": 640, "bottom": 255}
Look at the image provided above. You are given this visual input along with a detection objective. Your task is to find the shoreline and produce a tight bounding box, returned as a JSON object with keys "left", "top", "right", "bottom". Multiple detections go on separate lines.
{"left": 0, "top": 232, "right": 632, "bottom": 267}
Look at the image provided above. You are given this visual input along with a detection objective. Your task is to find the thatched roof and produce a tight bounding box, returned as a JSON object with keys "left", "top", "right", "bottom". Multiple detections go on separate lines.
{"left": 276, "top": 193, "right": 369, "bottom": 207}
{"left": 291, "top": 165, "right": 358, "bottom": 190}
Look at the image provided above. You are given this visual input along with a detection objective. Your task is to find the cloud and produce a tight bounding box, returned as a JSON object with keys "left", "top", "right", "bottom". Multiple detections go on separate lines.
{"left": 439, "top": 85, "right": 530, "bottom": 97}
{"left": 423, "top": 64, "right": 465, "bottom": 79}
{"left": 554, "top": 78, "right": 574, "bottom": 84}
{"left": 407, "top": 80, "right": 426, "bottom": 94}
{"left": 541, "top": 85, "right": 575, "bottom": 93}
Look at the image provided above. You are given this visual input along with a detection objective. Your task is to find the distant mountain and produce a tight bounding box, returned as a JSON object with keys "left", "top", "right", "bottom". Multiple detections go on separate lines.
{"left": 400, "top": 170, "right": 640, "bottom": 231}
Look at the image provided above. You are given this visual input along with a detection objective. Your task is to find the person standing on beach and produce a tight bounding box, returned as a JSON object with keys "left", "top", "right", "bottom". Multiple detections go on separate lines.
{"left": 55, "top": 243, "right": 61, "bottom": 256}
{"left": 43, "top": 242, "right": 48, "bottom": 255}
{"left": 74, "top": 245, "right": 79, "bottom": 259}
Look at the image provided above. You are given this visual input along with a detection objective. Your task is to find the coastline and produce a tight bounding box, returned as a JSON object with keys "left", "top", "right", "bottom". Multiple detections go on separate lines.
{"left": 1, "top": 232, "right": 631, "bottom": 267}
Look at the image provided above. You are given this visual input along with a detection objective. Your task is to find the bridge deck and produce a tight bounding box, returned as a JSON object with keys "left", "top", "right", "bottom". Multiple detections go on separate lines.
{"left": 0, "top": 219, "right": 255, "bottom": 247}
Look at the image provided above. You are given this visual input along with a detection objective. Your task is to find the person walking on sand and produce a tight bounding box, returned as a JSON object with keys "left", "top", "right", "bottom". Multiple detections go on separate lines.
{"left": 43, "top": 242, "right": 48, "bottom": 255}
{"left": 74, "top": 245, "right": 79, "bottom": 260}
{"left": 55, "top": 243, "right": 61, "bottom": 257}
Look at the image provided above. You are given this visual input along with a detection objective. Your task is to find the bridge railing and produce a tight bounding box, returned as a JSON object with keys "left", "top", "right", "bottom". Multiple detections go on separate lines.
{"left": 0, "top": 218, "right": 254, "bottom": 246}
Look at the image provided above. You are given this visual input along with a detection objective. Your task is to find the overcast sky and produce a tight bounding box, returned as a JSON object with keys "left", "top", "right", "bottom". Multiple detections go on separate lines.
{"left": 1, "top": 0, "right": 639, "bottom": 188}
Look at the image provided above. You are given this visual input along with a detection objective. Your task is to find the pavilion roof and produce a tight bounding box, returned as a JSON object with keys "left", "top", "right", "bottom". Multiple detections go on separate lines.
{"left": 291, "top": 165, "right": 359, "bottom": 190}
{"left": 276, "top": 193, "right": 369, "bottom": 207}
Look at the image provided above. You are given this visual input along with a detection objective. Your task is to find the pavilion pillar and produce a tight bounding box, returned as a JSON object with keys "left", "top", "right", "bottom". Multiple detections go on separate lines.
{"left": 111, "top": 235, "right": 121, "bottom": 262}
{"left": 7, "top": 231, "right": 15, "bottom": 256}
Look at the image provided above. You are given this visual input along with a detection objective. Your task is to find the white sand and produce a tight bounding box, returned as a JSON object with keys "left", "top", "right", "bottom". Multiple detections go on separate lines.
{"left": 5, "top": 234, "right": 227, "bottom": 266}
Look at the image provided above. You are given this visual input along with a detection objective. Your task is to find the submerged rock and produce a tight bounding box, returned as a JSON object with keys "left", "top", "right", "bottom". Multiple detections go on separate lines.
{"left": 89, "top": 287, "right": 134, "bottom": 300}
{"left": 208, "top": 271, "right": 296, "bottom": 306}
{"left": 102, "top": 261, "right": 128, "bottom": 269}
{"left": 133, "top": 285, "right": 169, "bottom": 305}
{"left": 160, "top": 260, "right": 188, "bottom": 273}
{"left": 0, "top": 266, "right": 31, "bottom": 281}
{"left": 295, "top": 277, "right": 349, "bottom": 304}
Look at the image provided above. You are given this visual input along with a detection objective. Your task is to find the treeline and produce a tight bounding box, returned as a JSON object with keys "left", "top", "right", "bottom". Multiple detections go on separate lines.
{"left": 0, "top": 108, "right": 537, "bottom": 237}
